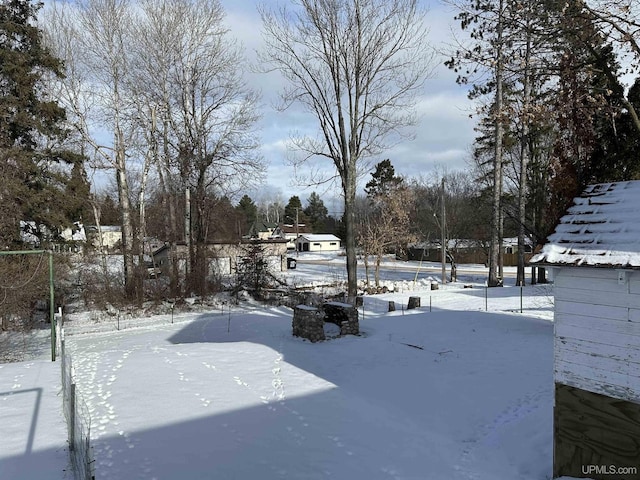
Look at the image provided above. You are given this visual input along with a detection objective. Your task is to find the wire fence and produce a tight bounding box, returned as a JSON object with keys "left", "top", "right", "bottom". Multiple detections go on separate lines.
{"left": 59, "top": 321, "right": 95, "bottom": 480}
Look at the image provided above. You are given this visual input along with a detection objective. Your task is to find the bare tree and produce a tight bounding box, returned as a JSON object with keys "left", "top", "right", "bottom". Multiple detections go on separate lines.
{"left": 131, "top": 0, "right": 265, "bottom": 296}
{"left": 260, "top": 0, "right": 434, "bottom": 299}
{"left": 45, "top": 0, "right": 265, "bottom": 299}
{"left": 43, "top": 0, "right": 141, "bottom": 300}
{"left": 357, "top": 185, "right": 415, "bottom": 289}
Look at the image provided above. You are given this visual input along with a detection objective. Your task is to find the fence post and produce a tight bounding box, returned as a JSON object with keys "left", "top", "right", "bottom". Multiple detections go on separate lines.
{"left": 485, "top": 286, "right": 488, "bottom": 311}
{"left": 69, "top": 382, "right": 76, "bottom": 452}
{"left": 520, "top": 285, "right": 523, "bottom": 313}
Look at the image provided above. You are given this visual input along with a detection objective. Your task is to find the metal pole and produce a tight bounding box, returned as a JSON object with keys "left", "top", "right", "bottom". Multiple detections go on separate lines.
{"left": 295, "top": 207, "right": 299, "bottom": 258}
{"left": 520, "top": 284, "right": 523, "bottom": 313}
{"left": 485, "top": 286, "right": 488, "bottom": 311}
{"left": 69, "top": 382, "right": 76, "bottom": 451}
{"left": 49, "top": 251, "right": 55, "bottom": 361}
{"left": 441, "top": 178, "right": 446, "bottom": 285}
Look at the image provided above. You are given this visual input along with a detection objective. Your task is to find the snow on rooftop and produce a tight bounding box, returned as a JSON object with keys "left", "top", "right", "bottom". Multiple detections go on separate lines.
{"left": 298, "top": 234, "right": 341, "bottom": 242}
{"left": 531, "top": 180, "right": 640, "bottom": 268}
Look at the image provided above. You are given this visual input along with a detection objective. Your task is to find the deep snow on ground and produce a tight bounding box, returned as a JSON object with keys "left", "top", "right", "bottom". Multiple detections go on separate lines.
{"left": 0, "top": 359, "right": 70, "bottom": 479}
{"left": 2, "top": 253, "right": 565, "bottom": 480}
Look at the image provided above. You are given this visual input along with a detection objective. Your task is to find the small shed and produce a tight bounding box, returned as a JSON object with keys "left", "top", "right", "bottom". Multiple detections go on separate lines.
{"left": 530, "top": 181, "right": 640, "bottom": 479}
{"left": 297, "top": 234, "right": 341, "bottom": 252}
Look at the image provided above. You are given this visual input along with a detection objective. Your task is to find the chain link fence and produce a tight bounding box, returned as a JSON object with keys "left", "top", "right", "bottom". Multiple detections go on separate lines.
{"left": 59, "top": 322, "right": 95, "bottom": 480}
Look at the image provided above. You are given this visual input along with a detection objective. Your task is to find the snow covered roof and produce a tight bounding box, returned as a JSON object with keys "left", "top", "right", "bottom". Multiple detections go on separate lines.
{"left": 298, "top": 234, "right": 341, "bottom": 242}
{"left": 531, "top": 180, "right": 640, "bottom": 268}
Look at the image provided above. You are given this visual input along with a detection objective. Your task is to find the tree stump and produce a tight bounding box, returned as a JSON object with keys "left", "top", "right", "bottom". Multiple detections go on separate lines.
{"left": 407, "top": 296, "right": 421, "bottom": 309}
{"left": 388, "top": 301, "right": 396, "bottom": 312}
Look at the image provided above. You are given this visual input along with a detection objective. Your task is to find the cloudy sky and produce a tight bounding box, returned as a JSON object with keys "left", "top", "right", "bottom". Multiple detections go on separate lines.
{"left": 219, "top": 0, "right": 477, "bottom": 213}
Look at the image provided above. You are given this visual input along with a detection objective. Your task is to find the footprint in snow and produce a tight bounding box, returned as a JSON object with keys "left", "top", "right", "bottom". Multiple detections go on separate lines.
{"left": 233, "top": 376, "right": 249, "bottom": 387}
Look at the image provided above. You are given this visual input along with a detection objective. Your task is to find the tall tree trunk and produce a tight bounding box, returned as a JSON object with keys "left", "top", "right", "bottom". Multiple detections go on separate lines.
{"left": 375, "top": 254, "right": 382, "bottom": 288}
{"left": 517, "top": 16, "right": 532, "bottom": 287}
{"left": 90, "top": 198, "right": 110, "bottom": 297}
{"left": 344, "top": 169, "right": 358, "bottom": 300}
{"left": 115, "top": 128, "right": 138, "bottom": 301}
{"left": 488, "top": 0, "right": 505, "bottom": 288}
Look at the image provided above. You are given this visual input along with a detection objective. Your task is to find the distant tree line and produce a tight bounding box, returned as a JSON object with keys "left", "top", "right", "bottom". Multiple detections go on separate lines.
{"left": 1, "top": 0, "right": 639, "bottom": 311}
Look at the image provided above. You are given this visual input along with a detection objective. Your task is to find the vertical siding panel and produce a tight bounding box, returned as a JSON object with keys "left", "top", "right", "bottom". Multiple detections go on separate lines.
{"left": 554, "top": 268, "right": 640, "bottom": 403}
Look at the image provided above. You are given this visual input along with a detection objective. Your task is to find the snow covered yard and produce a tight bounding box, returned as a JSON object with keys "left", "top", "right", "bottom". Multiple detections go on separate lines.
{"left": 61, "top": 287, "right": 554, "bottom": 480}
{"left": 0, "top": 358, "right": 69, "bottom": 479}
{"left": 1, "top": 253, "right": 560, "bottom": 480}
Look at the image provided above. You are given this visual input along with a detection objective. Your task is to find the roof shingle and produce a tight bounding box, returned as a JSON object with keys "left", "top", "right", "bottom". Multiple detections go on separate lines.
{"left": 531, "top": 180, "right": 640, "bottom": 268}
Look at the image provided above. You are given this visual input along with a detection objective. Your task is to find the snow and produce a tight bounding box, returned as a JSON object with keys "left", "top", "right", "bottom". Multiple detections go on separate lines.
{"left": 0, "top": 360, "right": 69, "bottom": 479}
{"left": 1, "top": 254, "right": 566, "bottom": 480}
{"left": 532, "top": 180, "right": 640, "bottom": 268}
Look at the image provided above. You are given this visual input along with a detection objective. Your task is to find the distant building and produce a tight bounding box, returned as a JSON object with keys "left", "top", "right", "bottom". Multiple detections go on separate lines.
{"left": 279, "top": 223, "right": 312, "bottom": 250}
{"left": 153, "top": 239, "right": 289, "bottom": 278}
{"left": 296, "top": 234, "right": 341, "bottom": 252}
{"left": 86, "top": 225, "right": 122, "bottom": 251}
{"left": 406, "top": 238, "right": 532, "bottom": 266}
{"left": 60, "top": 222, "right": 87, "bottom": 242}
{"left": 248, "top": 221, "right": 279, "bottom": 240}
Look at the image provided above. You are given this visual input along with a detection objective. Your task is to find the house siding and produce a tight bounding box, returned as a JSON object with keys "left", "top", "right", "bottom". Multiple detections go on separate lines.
{"left": 154, "top": 242, "right": 288, "bottom": 278}
{"left": 552, "top": 267, "right": 640, "bottom": 479}
{"left": 297, "top": 235, "right": 341, "bottom": 252}
{"left": 530, "top": 181, "right": 640, "bottom": 479}
{"left": 553, "top": 268, "right": 640, "bottom": 404}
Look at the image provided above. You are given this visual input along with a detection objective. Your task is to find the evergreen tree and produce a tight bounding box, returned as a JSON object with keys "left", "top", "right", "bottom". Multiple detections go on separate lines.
{"left": 284, "top": 196, "right": 308, "bottom": 226}
{"left": 64, "top": 158, "right": 91, "bottom": 223}
{"left": 303, "top": 192, "right": 328, "bottom": 233}
{"left": 588, "top": 77, "right": 640, "bottom": 182}
{"left": 365, "top": 159, "right": 403, "bottom": 197}
{"left": 546, "top": 2, "right": 627, "bottom": 229}
{"left": 234, "top": 241, "right": 273, "bottom": 300}
{"left": 98, "top": 194, "right": 121, "bottom": 226}
{"left": 236, "top": 194, "right": 258, "bottom": 233}
{"left": 0, "top": 0, "right": 83, "bottom": 246}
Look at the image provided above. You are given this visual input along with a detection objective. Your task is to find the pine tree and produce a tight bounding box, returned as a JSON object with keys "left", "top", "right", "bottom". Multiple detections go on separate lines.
{"left": 236, "top": 194, "right": 258, "bottom": 234}
{"left": 365, "top": 159, "right": 403, "bottom": 198}
{"left": 303, "top": 192, "right": 328, "bottom": 233}
{"left": 284, "top": 196, "right": 308, "bottom": 226}
{"left": 0, "top": 0, "right": 85, "bottom": 246}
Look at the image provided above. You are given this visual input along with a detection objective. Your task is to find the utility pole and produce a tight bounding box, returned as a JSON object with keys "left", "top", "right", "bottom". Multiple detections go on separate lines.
{"left": 295, "top": 207, "right": 299, "bottom": 257}
{"left": 441, "top": 178, "right": 447, "bottom": 285}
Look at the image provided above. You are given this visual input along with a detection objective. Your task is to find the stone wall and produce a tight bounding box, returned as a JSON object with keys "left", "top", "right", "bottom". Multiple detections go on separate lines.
{"left": 323, "top": 302, "right": 359, "bottom": 336}
{"left": 292, "top": 302, "right": 360, "bottom": 342}
{"left": 292, "top": 305, "right": 325, "bottom": 342}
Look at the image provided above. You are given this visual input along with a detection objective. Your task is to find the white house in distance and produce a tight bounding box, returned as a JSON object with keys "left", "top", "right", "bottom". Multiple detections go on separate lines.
{"left": 296, "top": 234, "right": 341, "bottom": 252}
{"left": 530, "top": 180, "right": 640, "bottom": 479}
{"left": 86, "top": 225, "right": 122, "bottom": 251}
{"left": 153, "top": 239, "right": 289, "bottom": 278}
{"left": 279, "top": 223, "right": 311, "bottom": 250}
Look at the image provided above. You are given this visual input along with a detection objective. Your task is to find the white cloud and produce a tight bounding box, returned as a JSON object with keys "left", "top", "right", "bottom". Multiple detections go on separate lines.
{"left": 220, "top": 0, "right": 479, "bottom": 202}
